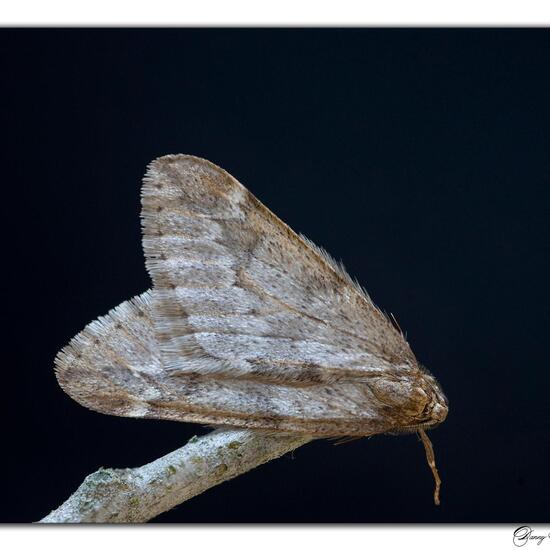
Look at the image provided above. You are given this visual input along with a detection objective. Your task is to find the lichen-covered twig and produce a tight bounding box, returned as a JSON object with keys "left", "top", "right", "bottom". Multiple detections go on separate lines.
{"left": 40, "top": 429, "right": 310, "bottom": 523}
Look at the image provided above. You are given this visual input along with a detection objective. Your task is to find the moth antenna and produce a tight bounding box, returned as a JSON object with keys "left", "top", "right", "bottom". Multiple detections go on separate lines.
{"left": 418, "top": 429, "right": 441, "bottom": 506}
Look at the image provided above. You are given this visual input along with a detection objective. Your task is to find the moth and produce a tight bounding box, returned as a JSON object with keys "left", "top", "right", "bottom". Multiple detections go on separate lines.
{"left": 55, "top": 155, "right": 448, "bottom": 504}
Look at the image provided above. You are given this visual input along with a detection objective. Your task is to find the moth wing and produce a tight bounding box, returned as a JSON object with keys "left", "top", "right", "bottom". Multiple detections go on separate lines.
{"left": 55, "top": 293, "right": 400, "bottom": 436}
{"left": 55, "top": 292, "right": 163, "bottom": 419}
{"left": 142, "top": 155, "right": 415, "bottom": 380}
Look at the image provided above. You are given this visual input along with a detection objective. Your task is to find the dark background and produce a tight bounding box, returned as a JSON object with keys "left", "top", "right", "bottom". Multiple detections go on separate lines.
{"left": 1, "top": 28, "right": 549, "bottom": 523}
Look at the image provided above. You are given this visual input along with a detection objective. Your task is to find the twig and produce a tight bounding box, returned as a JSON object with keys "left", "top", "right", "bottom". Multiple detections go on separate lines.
{"left": 40, "top": 429, "right": 310, "bottom": 523}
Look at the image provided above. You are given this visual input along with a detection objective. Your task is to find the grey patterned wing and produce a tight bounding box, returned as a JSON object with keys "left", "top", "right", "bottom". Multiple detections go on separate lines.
{"left": 141, "top": 155, "right": 415, "bottom": 380}
{"left": 137, "top": 155, "right": 419, "bottom": 435}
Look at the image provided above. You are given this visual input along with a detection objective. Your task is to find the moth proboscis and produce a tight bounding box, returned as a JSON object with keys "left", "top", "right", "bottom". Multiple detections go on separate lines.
{"left": 55, "top": 154, "right": 449, "bottom": 506}
{"left": 419, "top": 429, "right": 442, "bottom": 505}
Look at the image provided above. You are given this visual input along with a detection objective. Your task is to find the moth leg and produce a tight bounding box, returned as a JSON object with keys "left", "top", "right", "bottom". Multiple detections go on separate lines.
{"left": 330, "top": 436, "right": 364, "bottom": 446}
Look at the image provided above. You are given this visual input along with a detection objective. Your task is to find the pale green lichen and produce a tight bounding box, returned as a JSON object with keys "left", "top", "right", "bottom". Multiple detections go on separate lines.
{"left": 85, "top": 468, "right": 128, "bottom": 492}
{"left": 187, "top": 435, "right": 199, "bottom": 444}
{"left": 227, "top": 441, "right": 242, "bottom": 450}
{"left": 128, "top": 496, "right": 140, "bottom": 507}
{"left": 90, "top": 468, "right": 115, "bottom": 482}
{"left": 166, "top": 465, "right": 177, "bottom": 476}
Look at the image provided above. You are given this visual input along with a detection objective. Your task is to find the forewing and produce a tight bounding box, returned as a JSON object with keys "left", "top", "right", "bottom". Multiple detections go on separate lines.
{"left": 141, "top": 155, "right": 415, "bottom": 388}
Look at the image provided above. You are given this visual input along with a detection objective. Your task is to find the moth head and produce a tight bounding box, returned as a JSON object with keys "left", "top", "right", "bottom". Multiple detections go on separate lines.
{"left": 369, "top": 365, "right": 448, "bottom": 434}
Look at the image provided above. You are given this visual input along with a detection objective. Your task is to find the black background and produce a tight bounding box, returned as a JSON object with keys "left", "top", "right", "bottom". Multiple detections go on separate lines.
{"left": 1, "top": 28, "right": 549, "bottom": 523}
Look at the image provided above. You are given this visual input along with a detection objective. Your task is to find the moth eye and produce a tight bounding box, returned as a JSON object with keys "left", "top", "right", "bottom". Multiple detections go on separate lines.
{"left": 420, "top": 400, "right": 431, "bottom": 418}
